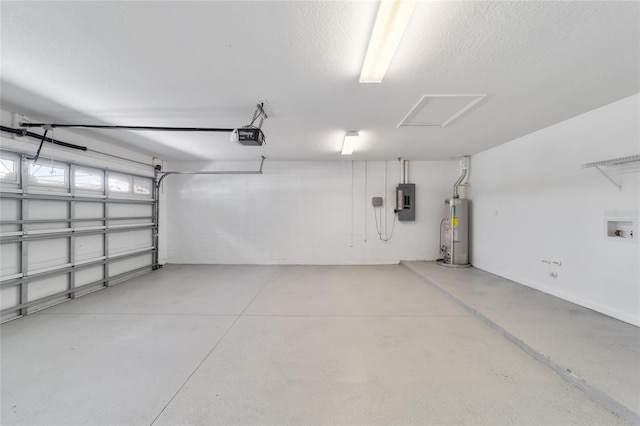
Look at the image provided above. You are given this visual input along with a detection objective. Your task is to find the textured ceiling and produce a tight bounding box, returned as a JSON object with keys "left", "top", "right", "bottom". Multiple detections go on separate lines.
{"left": 1, "top": 1, "right": 638, "bottom": 161}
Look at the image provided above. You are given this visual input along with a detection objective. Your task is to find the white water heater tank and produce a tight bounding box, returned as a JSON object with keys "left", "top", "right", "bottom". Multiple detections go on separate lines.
{"left": 442, "top": 198, "right": 470, "bottom": 267}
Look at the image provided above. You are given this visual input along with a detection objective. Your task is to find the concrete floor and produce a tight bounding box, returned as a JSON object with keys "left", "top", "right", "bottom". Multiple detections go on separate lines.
{"left": 1, "top": 263, "right": 637, "bottom": 425}
{"left": 403, "top": 261, "right": 640, "bottom": 423}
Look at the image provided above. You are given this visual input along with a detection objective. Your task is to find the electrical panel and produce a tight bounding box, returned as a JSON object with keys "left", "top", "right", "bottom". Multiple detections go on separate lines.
{"left": 396, "top": 183, "right": 415, "bottom": 221}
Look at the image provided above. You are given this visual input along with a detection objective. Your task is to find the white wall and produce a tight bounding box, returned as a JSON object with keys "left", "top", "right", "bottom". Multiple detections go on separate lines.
{"left": 164, "top": 160, "right": 458, "bottom": 265}
{"left": 469, "top": 94, "right": 640, "bottom": 326}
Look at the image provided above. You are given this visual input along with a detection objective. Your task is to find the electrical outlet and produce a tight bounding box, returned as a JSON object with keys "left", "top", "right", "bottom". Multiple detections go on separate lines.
{"left": 372, "top": 197, "right": 383, "bottom": 207}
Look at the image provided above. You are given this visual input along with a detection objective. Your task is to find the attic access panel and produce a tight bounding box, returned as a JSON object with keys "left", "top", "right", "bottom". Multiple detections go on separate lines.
{"left": 398, "top": 94, "right": 486, "bottom": 128}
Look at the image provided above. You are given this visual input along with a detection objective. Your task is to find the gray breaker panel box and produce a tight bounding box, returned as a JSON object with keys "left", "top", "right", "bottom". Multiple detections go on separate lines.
{"left": 397, "top": 183, "right": 415, "bottom": 221}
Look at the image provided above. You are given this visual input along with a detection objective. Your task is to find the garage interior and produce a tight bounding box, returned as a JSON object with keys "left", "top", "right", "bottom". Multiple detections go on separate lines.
{"left": 1, "top": 1, "right": 639, "bottom": 425}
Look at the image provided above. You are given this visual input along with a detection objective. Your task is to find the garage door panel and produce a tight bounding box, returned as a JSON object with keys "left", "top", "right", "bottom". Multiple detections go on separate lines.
{"left": 28, "top": 275, "right": 68, "bottom": 301}
{"left": 1, "top": 286, "right": 20, "bottom": 311}
{"left": 27, "top": 238, "right": 69, "bottom": 272}
{"left": 109, "top": 253, "right": 153, "bottom": 277}
{"left": 75, "top": 235, "right": 104, "bottom": 262}
{"left": 108, "top": 230, "right": 152, "bottom": 256}
{"left": 0, "top": 199, "right": 19, "bottom": 221}
{"left": 109, "top": 203, "right": 152, "bottom": 218}
{"left": 28, "top": 200, "right": 68, "bottom": 220}
{"left": 75, "top": 266, "right": 104, "bottom": 287}
{"left": 76, "top": 202, "right": 103, "bottom": 219}
{"left": 1, "top": 149, "right": 156, "bottom": 321}
{"left": 28, "top": 221, "right": 69, "bottom": 232}
{"left": 1, "top": 242, "right": 20, "bottom": 276}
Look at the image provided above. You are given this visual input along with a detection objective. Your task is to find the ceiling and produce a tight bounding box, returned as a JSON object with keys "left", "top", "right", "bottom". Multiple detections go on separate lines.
{"left": 1, "top": 1, "right": 639, "bottom": 161}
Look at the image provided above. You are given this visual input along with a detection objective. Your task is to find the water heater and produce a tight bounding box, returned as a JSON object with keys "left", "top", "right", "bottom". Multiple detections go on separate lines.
{"left": 440, "top": 197, "right": 470, "bottom": 267}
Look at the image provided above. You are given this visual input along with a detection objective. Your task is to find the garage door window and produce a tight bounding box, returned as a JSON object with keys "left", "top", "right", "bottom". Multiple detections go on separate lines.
{"left": 74, "top": 167, "right": 104, "bottom": 191}
{"left": 29, "top": 162, "right": 68, "bottom": 187}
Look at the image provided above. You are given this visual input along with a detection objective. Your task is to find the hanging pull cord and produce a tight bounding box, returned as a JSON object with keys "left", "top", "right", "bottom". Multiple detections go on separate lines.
{"left": 50, "top": 128, "right": 55, "bottom": 172}
{"left": 25, "top": 127, "right": 50, "bottom": 163}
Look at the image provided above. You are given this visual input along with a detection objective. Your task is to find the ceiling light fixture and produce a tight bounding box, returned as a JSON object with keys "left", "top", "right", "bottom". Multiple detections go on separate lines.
{"left": 359, "top": 0, "right": 417, "bottom": 83}
{"left": 341, "top": 131, "right": 359, "bottom": 155}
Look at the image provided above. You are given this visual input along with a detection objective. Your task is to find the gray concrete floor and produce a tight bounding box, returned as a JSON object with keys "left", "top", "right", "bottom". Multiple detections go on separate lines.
{"left": 403, "top": 261, "right": 640, "bottom": 423}
{"left": 1, "top": 263, "right": 637, "bottom": 425}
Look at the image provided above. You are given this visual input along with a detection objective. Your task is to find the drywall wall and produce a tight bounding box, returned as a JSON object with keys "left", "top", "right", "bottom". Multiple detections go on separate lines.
{"left": 469, "top": 94, "right": 640, "bottom": 326}
{"left": 164, "top": 160, "right": 458, "bottom": 265}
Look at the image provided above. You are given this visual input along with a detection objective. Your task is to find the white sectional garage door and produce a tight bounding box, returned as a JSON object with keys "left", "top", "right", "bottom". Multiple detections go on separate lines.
{"left": 0, "top": 149, "right": 158, "bottom": 322}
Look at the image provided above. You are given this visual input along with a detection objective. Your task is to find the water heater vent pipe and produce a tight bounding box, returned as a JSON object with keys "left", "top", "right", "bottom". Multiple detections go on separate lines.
{"left": 453, "top": 156, "right": 469, "bottom": 198}
{"left": 404, "top": 160, "right": 409, "bottom": 184}
{"left": 398, "top": 157, "right": 410, "bottom": 184}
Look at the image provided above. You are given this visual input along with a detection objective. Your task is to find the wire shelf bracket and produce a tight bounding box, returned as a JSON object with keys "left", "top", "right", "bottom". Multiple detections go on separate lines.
{"left": 580, "top": 154, "right": 640, "bottom": 190}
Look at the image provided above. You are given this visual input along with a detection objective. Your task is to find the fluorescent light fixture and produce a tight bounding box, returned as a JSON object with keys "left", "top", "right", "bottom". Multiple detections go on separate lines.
{"left": 341, "top": 131, "right": 359, "bottom": 155}
{"left": 359, "top": 0, "right": 417, "bottom": 83}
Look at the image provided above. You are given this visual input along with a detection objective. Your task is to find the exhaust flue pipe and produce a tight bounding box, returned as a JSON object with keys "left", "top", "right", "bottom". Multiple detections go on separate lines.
{"left": 452, "top": 169, "right": 467, "bottom": 198}
{"left": 453, "top": 156, "right": 469, "bottom": 198}
{"left": 398, "top": 158, "right": 410, "bottom": 184}
{"left": 403, "top": 160, "right": 409, "bottom": 184}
